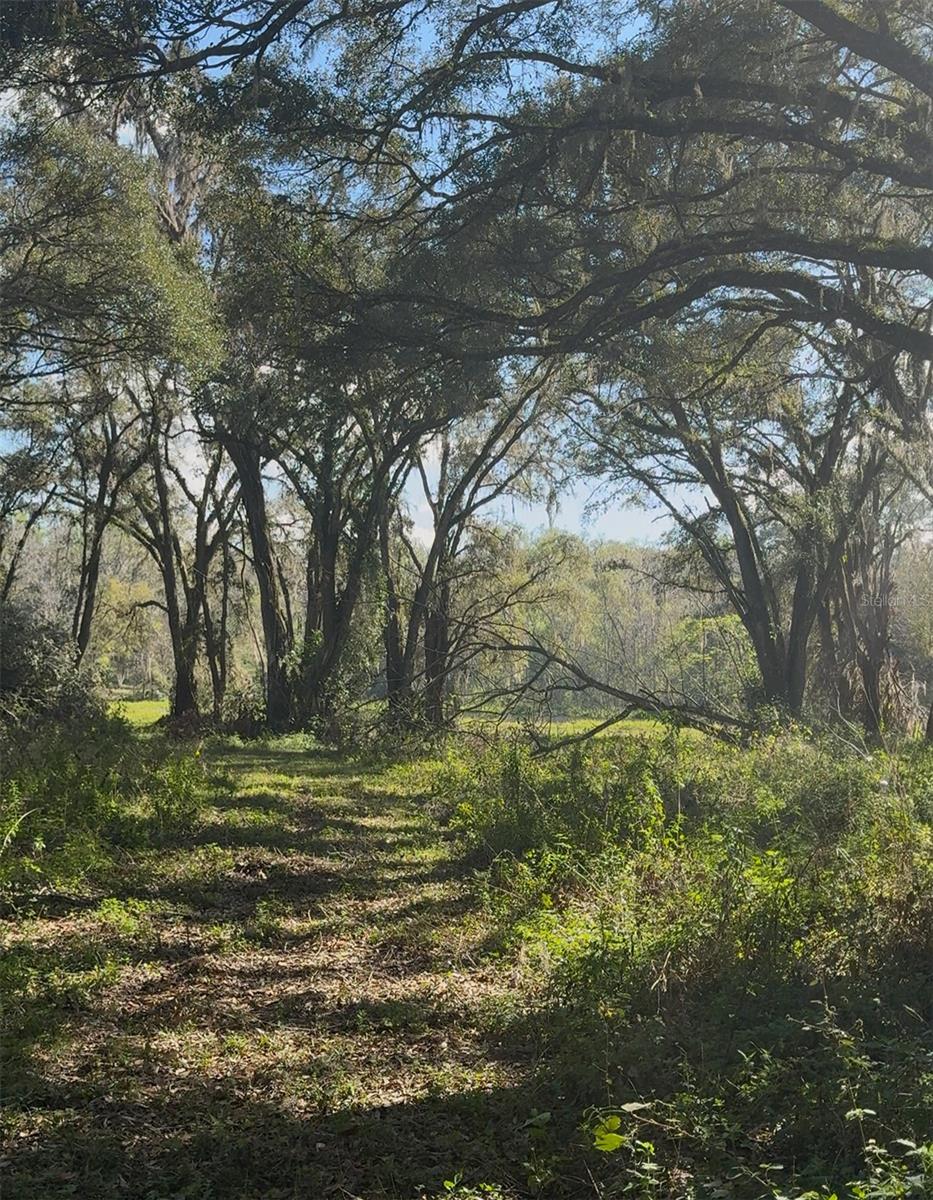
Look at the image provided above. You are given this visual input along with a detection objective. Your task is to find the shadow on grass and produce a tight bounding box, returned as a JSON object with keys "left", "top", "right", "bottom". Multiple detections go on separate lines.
{"left": 203, "top": 740, "right": 384, "bottom": 778}
{"left": 2, "top": 1072, "right": 592, "bottom": 1200}
{"left": 1, "top": 743, "right": 561, "bottom": 1199}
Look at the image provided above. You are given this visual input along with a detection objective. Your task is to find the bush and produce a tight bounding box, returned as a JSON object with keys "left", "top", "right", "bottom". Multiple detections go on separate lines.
{"left": 0, "top": 709, "right": 207, "bottom": 896}
{"left": 0, "top": 602, "right": 97, "bottom": 726}
{"left": 437, "top": 734, "right": 680, "bottom": 862}
{"left": 220, "top": 676, "right": 267, "bottom": 738}
{"left": 438, "top": 731, "right": 933, "bottom": 1197}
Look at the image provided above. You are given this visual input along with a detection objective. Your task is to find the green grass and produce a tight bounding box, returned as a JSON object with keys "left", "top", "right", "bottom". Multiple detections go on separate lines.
{"left": 460, "top": 713, "right": 671, "bottom": 739}
{"left": 110, "top": 697, "right": 170, "bottom": 725}
{"left": 2, "top": 728, "right": 931, "bottom": 1199}
{"left": 107, "top": 703, "right": 661, "bottom": 736}
{"left": 0, "top": 735, "right": 536, "bottom": 1200}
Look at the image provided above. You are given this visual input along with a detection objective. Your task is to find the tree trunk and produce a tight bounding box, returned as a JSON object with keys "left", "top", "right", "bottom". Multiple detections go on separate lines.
{"left": 172, "top": 638, "right": 199, "bottom": 718}
{"left": 423, "top": 584, "right": 450, "bottom": 728}
{"left": 379, "top": 510, "right": 413, "bottom": 725}
{"left": 73, "top": 525, "right": 105, "bottom": 664}
{"left": 225, "top": 437, "right": 292, "bottom": 731}
{"left": 202, "top": 586, "right": 226, "bottom": 719}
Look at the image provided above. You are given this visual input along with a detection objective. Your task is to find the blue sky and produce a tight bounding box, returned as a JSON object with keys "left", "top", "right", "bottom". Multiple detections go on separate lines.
{"left": 405, "top": 478, "right": 671, "bottom": 546}
{"left": 496, "top": 486, "right": 670, "bottom": 543}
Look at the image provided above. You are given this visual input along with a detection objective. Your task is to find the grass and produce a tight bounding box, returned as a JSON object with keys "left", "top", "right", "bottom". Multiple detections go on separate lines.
{"left": 461, "top": 714, "right": 674, "bottom": 741}
{"left": 3, "top": 729, "right": 930, "bottom": 1199}
{"left": 0, "top": 736, "right": 542, "bottom": 1200}
{"left": 110, "top": 697, "right": 170, "bottom": 725}
{"left": 107, "top": 703, "right": 661, "bottom": 736}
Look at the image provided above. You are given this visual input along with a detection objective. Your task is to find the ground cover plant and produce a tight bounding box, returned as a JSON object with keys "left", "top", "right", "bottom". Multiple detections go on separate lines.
{"left": 2, "top": 722, "right": 931, "bottom": 1198}
{"left": 438, "top": 733, "right": 933, "bottom": 1196}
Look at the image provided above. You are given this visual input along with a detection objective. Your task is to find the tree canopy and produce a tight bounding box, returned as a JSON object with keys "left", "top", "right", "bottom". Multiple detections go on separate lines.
{"left": 1, "top": 0, "right": 931, "bottom": 738}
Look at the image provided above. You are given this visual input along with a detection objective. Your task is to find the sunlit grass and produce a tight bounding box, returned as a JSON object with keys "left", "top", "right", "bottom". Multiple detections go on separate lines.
{"left": 4, "top": 726, "right": 931, "bottom": 1198}
{"left": 111, "top": 697, "right": 169, "bottom": 725}
{"left": 459, "top": 713, "right": 674, "bottom": 739}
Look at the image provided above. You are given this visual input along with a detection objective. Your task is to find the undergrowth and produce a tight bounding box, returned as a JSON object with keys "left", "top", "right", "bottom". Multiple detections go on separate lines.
{"left": 0, "top": 710, "right": 208, "bottom": 898}
{"left": 436, "top": 731, "right": 933, "bottom": 1199}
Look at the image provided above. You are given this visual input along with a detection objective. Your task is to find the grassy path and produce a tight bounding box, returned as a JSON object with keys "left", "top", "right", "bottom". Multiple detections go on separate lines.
{"left": 2, "top": 741, "right": 560, "bottom": 1200}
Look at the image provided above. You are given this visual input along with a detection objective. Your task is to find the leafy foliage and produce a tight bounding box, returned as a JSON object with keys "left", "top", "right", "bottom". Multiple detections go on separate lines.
{"left": 0, "top": 602, "right": 94, "bottom": 725}
{"left": 0, "top": 708, "right": 206, "bottom": 895}
{"left": 440, "top": 731, "right": 933, "bottom": 1196}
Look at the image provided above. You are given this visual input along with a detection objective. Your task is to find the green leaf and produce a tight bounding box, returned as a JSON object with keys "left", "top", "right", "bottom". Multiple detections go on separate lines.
{"left": 592, "top": 1116, "right": 626, "bottom": 1153}
{"left": 593, "top": 1129, "right": 626, "bottom": 1153}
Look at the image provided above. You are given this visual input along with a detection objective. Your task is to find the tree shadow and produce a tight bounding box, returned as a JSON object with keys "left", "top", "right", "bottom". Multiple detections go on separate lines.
{"left": 2, "top": 743, "right": 554, "bottom": 1198}
{"left": 3, "top": 1071, "right": 593, "bottom": 1200}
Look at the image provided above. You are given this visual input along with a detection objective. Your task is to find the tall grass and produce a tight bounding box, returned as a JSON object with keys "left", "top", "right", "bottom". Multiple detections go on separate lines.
{"left": 437, "top": 732, "right": 933, "bottom": 1198}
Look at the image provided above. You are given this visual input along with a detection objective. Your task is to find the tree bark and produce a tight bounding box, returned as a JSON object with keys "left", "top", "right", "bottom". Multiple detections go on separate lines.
{"left": 423, "top": 576, "right": 451, "bottom": 728}
{"left": 225, "top": 436, "right": 293, "bottom": 731}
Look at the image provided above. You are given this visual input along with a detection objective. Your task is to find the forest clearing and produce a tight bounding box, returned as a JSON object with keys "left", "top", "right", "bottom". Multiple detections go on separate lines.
{"left": 1, "top": 2, "right": 932, "bottom": 1197}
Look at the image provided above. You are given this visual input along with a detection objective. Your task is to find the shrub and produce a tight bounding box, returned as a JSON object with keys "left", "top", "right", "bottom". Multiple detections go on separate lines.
{"left": 437, "top": 734, "right": 682, "bottom": 863}
{"left": 0, "top": 709, "right": 208, "bottom": 896}
{"left": 0, "top": 602, "right": 97, "bottom": 726}
{"left": 438, "top": 731, "right": 933, "bottom": 1197}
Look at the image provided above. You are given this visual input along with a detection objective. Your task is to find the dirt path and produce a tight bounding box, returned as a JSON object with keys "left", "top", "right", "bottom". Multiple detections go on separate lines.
{"left": 2, "top": 743, "right": 554, "bottom": 1199}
